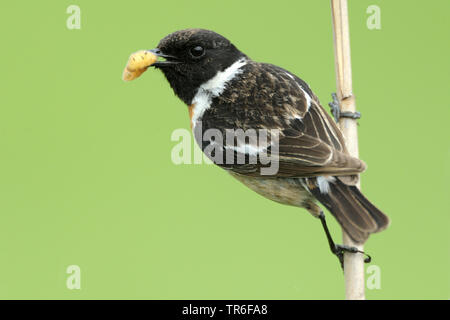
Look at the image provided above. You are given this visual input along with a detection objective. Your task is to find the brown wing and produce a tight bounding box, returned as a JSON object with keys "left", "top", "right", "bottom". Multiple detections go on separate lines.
{"left": 199, "top": 61, "right": 366, "bottom": 178}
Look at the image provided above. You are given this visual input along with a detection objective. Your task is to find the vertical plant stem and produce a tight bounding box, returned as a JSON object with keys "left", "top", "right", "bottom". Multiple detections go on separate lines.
{"left": 330, "top": 0, "right": 366, "bottom": 300}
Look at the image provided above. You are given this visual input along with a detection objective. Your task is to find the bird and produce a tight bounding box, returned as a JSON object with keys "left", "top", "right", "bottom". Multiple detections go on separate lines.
{"left": 146, "top": 28, "right": 389, "bottom": 267}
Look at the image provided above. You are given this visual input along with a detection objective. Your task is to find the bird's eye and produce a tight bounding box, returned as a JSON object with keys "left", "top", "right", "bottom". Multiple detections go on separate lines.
{"left": 189, "top": 46, "right": 205, "bottom": 58}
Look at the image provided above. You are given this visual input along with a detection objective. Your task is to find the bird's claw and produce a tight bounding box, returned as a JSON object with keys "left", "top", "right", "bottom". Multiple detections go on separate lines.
{"left": 328, "top": 93, "right": 361, "bottom": 123}
{"left": 333, "top": 244, "right": 372, "bottom": 270}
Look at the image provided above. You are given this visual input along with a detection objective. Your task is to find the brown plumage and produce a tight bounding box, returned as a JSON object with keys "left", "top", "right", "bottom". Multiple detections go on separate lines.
{"left": 201, "top": 61, "right": 388, "bottom": 243}
{"left": 150, "top": 28, "right": 389, "bottom": 244}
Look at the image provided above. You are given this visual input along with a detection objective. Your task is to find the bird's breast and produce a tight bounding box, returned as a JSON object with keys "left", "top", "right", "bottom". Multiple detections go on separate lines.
{"left": 229, "top": 172, "right": 313, "bottom": 208}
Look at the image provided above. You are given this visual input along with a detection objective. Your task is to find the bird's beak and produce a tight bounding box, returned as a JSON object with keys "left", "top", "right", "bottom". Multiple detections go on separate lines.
{"left": 149, "top": 49, "right": 180, "bottom": 67}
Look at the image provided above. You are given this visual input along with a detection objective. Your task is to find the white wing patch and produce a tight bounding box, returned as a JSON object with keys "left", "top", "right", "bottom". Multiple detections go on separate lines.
{"left": 224, "top": 144, "right": 268, "bottom": 156}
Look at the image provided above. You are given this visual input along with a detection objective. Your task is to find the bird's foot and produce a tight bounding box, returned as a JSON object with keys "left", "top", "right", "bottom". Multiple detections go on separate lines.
{"left": 318, "top": 211, "right": 371, "bottom": 270}
{"left": 328, "top": 93, "right": 361, "bottom": 123}
{"left": 331, "top": 244, "right": 372, "bottom": 270}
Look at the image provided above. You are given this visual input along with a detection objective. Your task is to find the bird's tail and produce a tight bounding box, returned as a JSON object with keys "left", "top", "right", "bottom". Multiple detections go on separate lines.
{"left": 305, "top": 177, "right": 390, "bottom": 244}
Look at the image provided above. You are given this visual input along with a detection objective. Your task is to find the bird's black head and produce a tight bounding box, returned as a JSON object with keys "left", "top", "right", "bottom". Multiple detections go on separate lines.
{"left": 151, "top": 29, "right": 247, "bottom": 105}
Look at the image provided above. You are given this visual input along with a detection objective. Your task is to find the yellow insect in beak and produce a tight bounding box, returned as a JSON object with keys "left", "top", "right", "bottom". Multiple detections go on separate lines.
{"left": 122, "top": 50, "right": 158, "bottom": 81}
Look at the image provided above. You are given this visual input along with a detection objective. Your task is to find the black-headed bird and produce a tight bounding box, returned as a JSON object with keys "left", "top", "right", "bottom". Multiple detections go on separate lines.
{"left": 144, "top": 29, "right": 389, "bottom": 267}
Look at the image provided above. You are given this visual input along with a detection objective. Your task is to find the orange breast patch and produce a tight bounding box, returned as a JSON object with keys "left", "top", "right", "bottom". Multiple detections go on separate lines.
{"left": 188, "top": 103, "right": 195, "bottom": 128}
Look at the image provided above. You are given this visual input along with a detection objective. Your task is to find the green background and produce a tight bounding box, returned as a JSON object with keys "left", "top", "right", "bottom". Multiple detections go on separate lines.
{"left": 0, "top": 0, "right": 448, "bottom": 299}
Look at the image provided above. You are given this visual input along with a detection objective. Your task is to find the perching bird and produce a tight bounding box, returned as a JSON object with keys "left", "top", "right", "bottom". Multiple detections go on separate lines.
{"left": 147, "top": 29, "right": 389, "bottom": 266}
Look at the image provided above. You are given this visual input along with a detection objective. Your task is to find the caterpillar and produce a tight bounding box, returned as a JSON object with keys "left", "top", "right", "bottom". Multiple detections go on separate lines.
{"left": 122, "top": 50, "right": 157, "bottom": 81}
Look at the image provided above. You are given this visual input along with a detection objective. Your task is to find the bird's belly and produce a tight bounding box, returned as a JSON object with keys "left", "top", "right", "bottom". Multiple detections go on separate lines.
{"left": 228, "top": 172, "right": 312, "bottom": 208}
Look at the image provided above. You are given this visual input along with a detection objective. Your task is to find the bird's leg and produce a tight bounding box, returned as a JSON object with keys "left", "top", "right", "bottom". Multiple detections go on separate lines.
{"left": 318, "top": 211, "right": 371, "bottom": 270}
{"left": 328, "top": 93, "right": 361, "bottom": 123}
